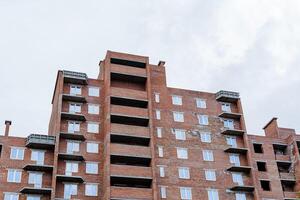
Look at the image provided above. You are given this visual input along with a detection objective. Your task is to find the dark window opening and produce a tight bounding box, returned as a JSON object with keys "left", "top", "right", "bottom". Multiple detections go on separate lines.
{"left": 257, "top": 161, "right": 267, "bottom": 171}
{"left": 111, "top": 115, "right": 149, "bottom": 127}
{"left": 110, "top": 176, "right": 152, "bottom": 188}
{"left": 111, "top": 72, "right": 146, "bottom": 91}
{"left": 111, "top": 58, "right": 146, "bottom": 69}
{"left": 277, "top": 161, "right": 292, "bottom": 173}
{"left": 260, "top": 180, "right": 271, "bottom": 191}
{"left": 110, "top": 155, "right": 151, "bottom": 167}
{"left": 281, "top": 180, "right": 295, "bottom": 192}
{"left": 273, "top": 144, "right": 287, "bottom": 155}
{"left": 0, "top": 144, "right": 2, "bottom": 158}
{"left": 111, "top": 96, "right": 148, "bottom": 108}
{"left": 111, "top": 134, "right": 150, "bottom": 146}
{"left": 253, "top": 143, "right": 263, "bottom": 153}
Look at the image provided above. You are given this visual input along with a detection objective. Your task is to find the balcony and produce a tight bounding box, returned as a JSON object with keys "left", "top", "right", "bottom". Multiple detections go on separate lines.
{"left": 219, "top": 112, "right": 242, "bottom": 119}
{"left": 111, "top": 134, "right": 150, "bottom": 146}
{"left": 110, "top": 176, "right": 152, "bottom": 188}
{"left": 224, "top": 147, "right": 248, "bottom": 154}
{"left": 20, "top": 187, "right": 52, "bottom": 195}
{"left": 62, "top": 70, "right": 88, "bottom": 85}
{"left": 111, "top": 63, "right": 147, "bottom": 78}
{"left": 111, "top": 114, "right": 149, "bottom": 127}
{"left": 221, "top": 129, "right": 244, "bottom": 136}
{"left": 62, "top": 94, "right": 86, "bottom": 103}
{"left": 227, "top": 166, "right": 251, "bottom": 174}
{"left": 283, "top": 191, "right": 298, "bottom": 200}
{"left": 280, "top": 172, "right": 296, "bottom": 181}
{"left": 110, "top": 57, "right": 146, "bottom": 69}
{"left": 111, "top": 96, "right": 148, "bottom": 108}
{"left": 110, "top": 186, "right": 152, "bottom": 199}
{"left": 216, "top": 90, "right": 240, "bottom": 102}
{"left": 26, "top": 134, "right": 55, "bottom": 149}
{"left": 110, "top": 164, "right": 152, "bottom": 178}
{"left": 60, "top": 132, "right": 85, "bottom": 141}
{"left": 110, "top": 143, "right": 151, "bottom": 158}
{"left": 110, "top": 87, "right": 148, "bottom": 101}
{"left": 61, "top": 112, "right": 86, "bottom": 121}
{"left": 111, "top": 105, "right": 148, "bottom": 119}
{"left": 111, "top": 123, "right": 150, "bottom": 138}
{"left": 111, "top": 155, "right": 151, "bottom": 167}
{"left": 58, "top": 153, "right": 84, "bottom": 161}
{"left": 23, "top": 164, "right": 53, "bottom": 172}
{"left": 229, "top": 185, "right": 254, "bottom": 192}
{"left": 56, "top": 174, "right": 84, "bottom": 183}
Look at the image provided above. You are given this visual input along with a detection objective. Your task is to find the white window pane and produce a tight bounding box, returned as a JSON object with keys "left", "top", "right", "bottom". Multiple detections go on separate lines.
{"left": 203, "top": 150, "right": 214, "bottom": 161}
{"left": 27, "top": 196, "right": 40, "bottom": 200}
{"left": 224, "top": 119, "right": 234, "bottom": 129}
{"left": 178, "top": 167, "right": 190, "bottom": 179}
{"left": 180, "top": 187, "right": 192, "bottom": 200}
{"left": 172, "top": 95, "right": 182, "bottom": 105}
{"left": 198, "top": 115, "right": 209, "bottom": 125}
{"left": 235, "top": 193, "right": 246, "bottom": 200}
{"left": 7, "top": 170, "right": 22, "bottom": 183}
{"left": 200, "top": 132, "right": 211, "bottom": 143}
{"left": 173, "top": 112, "right": 184, "bottom": 122}
{"left": 232, "top": 173, "right": 244, "bottom": 186}
{"left": 205, "top": 170, "right": 216, "bottom": 181}
{"left": 177, "top": 148, "right": 188, "bottom": 159}
{"left": 157, "top": 127, "right": 162, "bottom": 138}
{"left": 196, "top": 98, "right": 206, "bottom": 108}
{"left": 88, "top": 104, "right": 99, "bottom": 114}
{"left": 159, "top": 166, "right": 165, "bottom": 177}
{"left": 87, "top": 143, "right": 98, "bottom": 153}
{"left": 222, "top": 103, "right": 231, "bottom": 112}
{"left": 208, "top": 189, "right": 219, "bottom": 200}
{"left": 68, "top": 121, "right": 80, "bottom": 133}
{"left": 88, "top": 122, "right": 99, "bottom": 133}
{"left": 155, "top": 93, "right": 160, "bottom": 103}
{"left": 69, "top": 103, "right": 81, "bottom": 113}
{"left": 160, "top": 186, "right": 167, "bottom": 198}
{"left": 158, "top": 146, "right": 164, "bottom": 157}
{"left": 88, "top": 87, "right": 100, "bottom": 97}
{"left": 86, "top": 162, "right": 98, "bottom": 174}
{"left": 10, "top": 147, "right": 24, "bottom": 160}
{"left": 67, "top": 141, "right": 80, "bottom": 154}
{"left": 229, "top": 154, "right": 240, "bottom": 166}
{"left": 64, "top": 184, "right": 77, "bottom": 199}
{"left": 226, "top": 136, "right": 237, "bottom": 147}
{"left": 31, "top": 150, "right": 45, "bottom": 165}
{"left": 4, "top": 193, "right": 19, "bottom": 200}
{"left": 28, "top": 172, "right": 42, "bottom": 188}
{"left": 65, "top": 162, "right": 78, "bottom": 175}
{"left": 175, "top": 129, "right": 186, "bottom": 140}
{"left": 85, "top": 184, "right": 98, "bottom": 196}
{"left": 70, "top": 85, "right": 81, "bottom": 95}
{"left": 156, "top": 110, "right": 161, "bottom": 120}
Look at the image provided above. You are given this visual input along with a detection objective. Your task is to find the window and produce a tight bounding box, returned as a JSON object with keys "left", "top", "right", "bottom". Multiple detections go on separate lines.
{"left": 28, "top": 172, "right": 43, "bottom": 188}
{"left": 85, "top": 183, "right": 98, "bottom": 196}
{"left": 67, "top": 141, "right": 80, "bottom": 154}
{"left": 31, "top": 150, "right": 45, "bottom": 165}
{"left": 200, "top": 132, "right": 211, "bottom": 143}
{"left": 10, "top": 147, "right": 24, "bottom": 160}
{"left": 88, "top": 104, "right": 99, "bottom": 114}
{"left": 198, "top": 115, "right": 209, "bottom": 125}
{"left": 158, "top": 166, "right": 165, "bottom": 177}
{"left": 235, "top": 193, "right": 246, "bottom": 200}
{"left": 4, "top": 193, "right": 19, "bottom": 200}
{"left": 156, "top": 127, "right": 162, "bottom": 138}
{"left": 205, "top": 169, "right": 216, "bottom": 181}
{"left": 173, "top": 112, "right": 184, "bottom": 122}
{"left": 260, "top": 180, "right": 271, "bottom": 191}
{"left": 177, "top": 148, "right": 188, "bottom": 159}
{"left": 203, "top": 150, "right": 214, "bottom": 161}
{"left": 70, "top": 85, "right": 81, "bottom": 95}
{"left": 253, "top": 143, "right": 263, "bottom": 153}
{"left": 26, "top": 196, "right": 40, "bottom": 200}
{"left": 180, "top": 187, "right": 192, "bottom": 200}
{"left": 221, "top": 103, "right": 231, "bottom": 112}
{"left": 229, "top": 154, "right": 240, "bottom": 166}
{"left": 226, "top": 136, "right": 237, "bottom": 147}
{"left": 207, "top": 189, "right": 219, "bottom": 200}
{"left": 257, "top": 161, "right": 267, "bottom": 171}
{"left": 158, "top": 146, "right": 164, "bottom": 157}
{"left": 174, "top": 129, "right": 186, "bottom": 140}
{"left": 232, "top": 173, "right": 244, "bottom": 186}
{"left": 65, "top": 162, "right": 78, "bottom": 176}
{"left": 87, "top": 142, "right": 98, "bottom": 153}
{"left": 64, "top": 183, "right": 77, "bottom": 199}
{"left": 223, "top": 119, "right": 234, "bottom": 129}
{"left": 7, "top": 169, "right": 21, "bottom": 183}
{"left": 88, "top": 87, "right": 99, "bottom": 97}
{"left": 196, "top": 98, "right": 206, "bottom": 108}
{"left": 68, "top": 121, "right": 80, "bottom": 133}
{"left": 156, "top": 110, "right": 161, "bottom": 120}
{"left": 86, "top": 162, "right": 98, "bottom": 174}
{"left": 87, "top": 122, "right": 99, "bottom": 133}
{"left": 178, "top": 167, "right": 190, "bottom": 179}
{"left": 160, "top": 186, "right": 167, "bottom": 198}
{"left": 155, "top": 93, "right": 160, "bottom": 103}
{"left": 69, "top": 103, "right": 81, "bottom": 113}
{"left": 172, "top": 95, "right": 182, "bottom": 105}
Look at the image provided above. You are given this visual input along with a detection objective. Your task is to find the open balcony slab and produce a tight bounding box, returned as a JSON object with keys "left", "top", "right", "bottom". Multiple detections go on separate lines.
{"left": 111, "top": 96, "right": 148, "bottom": 108}
{"left": 227, "top": 166, "right": 251, "bottom": 174}
{"left": 229, "top": 185, "right": 254, "bottom": 192}
{"left": 26, "top": 134, "right": 55, "bottom": 150}
{"left": 23, "top": 164, "right": 54, "bottom": 172}
{"left": 216, "top": 90, "right": 240, "bottom": 103}
{"left": 110, "top": 176, "right": 152, "bottom": 188}
{"left": 111, "top": 155, "right": 151, "bottom": 167}
{"left": 62, "top": 70, "right": 88, "bottom": 85}
{"left": 111, "top": 134, "right": 150, "bottom": 146}
{"left": 224, "top": 147, "right": 248, "bottom": 154}
{"left": 111, "top": 114, "right": 149, "bottom": 127}
{"left": 221, "top": 129, "right": 245, "bottom": 136}
{"left": 219, "top": 112, "right": 242, "bottom": 119}
{"left": 60, "top": 132, "right": 85, "bottom": 141}
{"left": 62, "top": 94, "right": 86, "bottom": 103}
{"left": 58, "top": 153, "right": 84, "bottom": 161}
{"left": 61, "top": 112, "right": 86, "bottom": 121}
{"left": 20, "top": 187, "right": 52, "bottom": 195}
{"left": 110, "top": 143, "right": 151, "bottom": 158}
{"left": 56, "top": 175, "right": 84, "bottom": 183}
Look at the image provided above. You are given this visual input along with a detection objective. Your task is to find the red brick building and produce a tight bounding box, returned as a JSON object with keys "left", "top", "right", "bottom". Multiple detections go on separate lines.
{"left": 0, "top": 51, "right": 299, "bottom": 200}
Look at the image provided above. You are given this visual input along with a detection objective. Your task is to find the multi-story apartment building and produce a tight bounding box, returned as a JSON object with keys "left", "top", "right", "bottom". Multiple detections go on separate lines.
{"left": 0, "top": 51, "right": 299, "bottom": 200}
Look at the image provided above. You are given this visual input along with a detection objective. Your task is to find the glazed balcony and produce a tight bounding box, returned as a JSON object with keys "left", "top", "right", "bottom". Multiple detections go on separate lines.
{"left": 20, "top": 187, "right": 52, "bottom": 195}
{"left": 110, "top": 87, "right": 148, "bottom": 101}
{"left": 221, "top": 128, "right": 245, "bottom": 136}
{"left": 23, "top": 164, "right": 53, "bottom": 172}
{"left": 227, "top": 165, "right": 251, "bottom": 174}
{"left": 111, "top": 123, "right": 150, "bottom": 138}
{"left": 111, "top": 63, "right": 147, "bottom": 78}
{"left": 26, "top": 134, "right": 55, "bottom": 150}
{"left": 59, "top": 132, "right": 85, "bottom": 141}
{"left": 110, "top": 143, "right": 151, "bottom": 158}
{"left": 56, "top": 174, "right": 84, "bottom": 183}
{"left": 61, "top": 112, "right": 86, "bottom": 121}
{"left": 62, "top": 70, "right": 88, "bottom": 85}
{"left": 111, "top": 105, "right": 149, "bottom": 119}
{"left": 110, "top": 186, "right": 152, "bottom": 199}
{"left": 62, "top": 94, "right": 86, "bottom": 103}
{"left": 110, "top": 164, "right": 152, "bottom": 178}
{"left": 216, "top": 90, "right": 240, "bottom": 102}
{"left": 219, "top": 112, "right": 242, "bottom": 119}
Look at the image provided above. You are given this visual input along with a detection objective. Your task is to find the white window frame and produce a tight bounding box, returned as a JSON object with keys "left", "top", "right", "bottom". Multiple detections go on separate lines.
{"left": 10, "top": 147, "right": 25, "bottom": 160}
{"left": 7, "top": 169, "right": 22, "bottom": 183}
{"left": 158, "top": 146, "right": 164, "bottom": 157}
{"left": 88, "top": 104, "right": 99, "bottom": 115}
{"left": 65, "top": 161, "right": 79, "bottom": 176}
{"left": 64, "top": 183, "right": 78, "bottom": 199}
{"left": 69, "top": 103, "right": 81, "bottom": 113}
{"left": 203, "top": 150, "right": 214, "bottom": 161}
{"left": 88, "top": 87, "right": 100, "bottom": 97}
{"left": 177, "top": 147, "right": 188, "bottom": 159}
{"left": 196, "top": 98, "right": 206, "bottom": 108}
{"left": 86, "top": 162, "right": 98, "bottom": 174}
{"left": 31, "top": 150, "right": 45, "bottom": 165}
{"left": 221, "top": 102, "right": 231, "bottom": 112}
{"left": 226, "top": 136, "right": 237, "bottom": 147}
{"left": 158, "top": 165, "right": 165, "bottom": 177}
{"left": 174, "top": 129, "right": 186, "bottom": 140}
{"left": 26, "top": 195, "right": 41, "bottom": 200}
{"left": 180, "top": 187, "right": 192, "bottom": 200}
{"left": 86, "top": 142, "right": 99, "bottom": 153}
{"left": 232, "top": 172, "right": 244, "bottom": 186}
{"left": 87, "top": 122, "right": 99, "bottom": 133}
{"left": 156, "top": 127, "right": 162, "bottom": 138}
{"left": 85, "top": 183, "right": 98, "bottom": 196}
{"left": 155, "top": 110, "right": 161, "bottom": 120}
{"left": 28, "top": 172, "right": 43, "bottom": 188}
{"left": 160, "top": 186, "right": 167, "bottom": 198}
{"left": 205, "top": 169, "right": 216, "bottom": 181}
{"left": 200, "top": 132, "right": 211, "bottom": 143}
{"left": 155, "top": 93, "right": 160, "bottom": 103}
{"left": 173, "top": 111, "right": 184, "bottom": 122}
{"left": 4, "top": 193, "right": 19, "bottom": 200}
{"left": 172, "top": 95, "right": 182, "bottom": 105}
{"left": 70, "top": 85, "right": 81, "bottom": 96}
{"left": 178, "top": 167, "right": 190, "bottom": 179}
{"left": 198, "top": 115, "right": 209, "bottom": 125}
{"left": 229, "top": 154, "right": 241, "bottom": 166}
{"left": 207, "top": 189, "right": 219, "bottom": 200}
{"left": 224, "top": 119, "right": 234, "bottom": 129}
{"left": 235, "top": 193, "right": 247, "bottom": 200}
{"left": 68, "top": 121, "right": 80, "bottom": 133}
{"left": 67, "top": 141, "right": 80, "bottom": 154}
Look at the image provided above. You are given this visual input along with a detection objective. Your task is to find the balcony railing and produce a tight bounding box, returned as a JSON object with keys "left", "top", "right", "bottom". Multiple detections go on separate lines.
{"left": 26, "top": 134, "right": 55, "bottom": 149}
{"left": 280, "top": 172, "right": 296, "bottom": 181}
{"left": 216, "top": 90, "right": 240, "bottom": 102}
{"left": 62, "top": 70, "right": 88, "bottom": 85}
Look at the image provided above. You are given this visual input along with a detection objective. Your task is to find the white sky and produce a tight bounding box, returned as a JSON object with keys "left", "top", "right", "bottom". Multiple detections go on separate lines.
{"left": 0, "top": 0, "right": 299, "bottom": 137}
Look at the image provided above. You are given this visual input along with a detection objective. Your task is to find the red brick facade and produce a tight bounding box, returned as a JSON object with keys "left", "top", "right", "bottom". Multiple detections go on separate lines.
{"left": 0, "top": 51, "right": 299, "bottom": 200}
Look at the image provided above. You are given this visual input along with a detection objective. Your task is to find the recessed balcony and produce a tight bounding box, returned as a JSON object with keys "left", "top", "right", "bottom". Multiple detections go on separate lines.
{"left": 111, "top": 114, "right": 149, "bottom": 127}
{"left": 111, "top": 105, "right": 149, "bottom": 119}
{"left": 110, "top": 123, "right": 150, "bottom": 138}
{"left": 111, "top": 134, "right": 150, "bottom": 146}
{"left": 110, "top": 164, "right": 152, "bottom": 178}
{"left": 227, "top": 166, "right": 251, "bottom": 174}
{"left": 60, "top": 132, "right": 85, "bottom": 141}
{"left": 56, "top": 174, "right": 84, "bottom": 183}
{"left": 229, "top": 185, "right": 254, "bottom": 192}
{"left": 20, "top": 187, "right": 52, "bottom": 195}
{"left": 110, "top": 187, "right": 152, "bottom": 200}
{"left": 280, "top": 172, "right": 296, "bottom": 182}
{"left": 110, "top": 57, "right": 146, "bottom": 69}
{"left": 110, "top": 155, "right": 151, "bottom": 167}
{"left": 111, "top": 63, "right": 147, "bottom": 78}
{"left": 61, "top": 112, "right": 86, "bottom": 121}
{"left": 62, "top": 94, "right": 86, "bottom": 103}
{"left": 219, "top": 112, "right": 242, "bottom": 119}
{"left": 23, "top": 164, "right": 53, "bottom": 172}
{"left": 110, "top": 143, "right": 151, "bottom": 158}
{"left": 110, "top": 176, "right": 152, "bottom": 188}
{"left": 216, "top": 90, "right": 240, "bottom": 102}
{"left": 224, "top": 147, "right": 248, "bottom": 154}
{"left": 221, "top": 129, "right": 245, "bottom": 136}
{"left": 111, "top": 96, "right": 148, "bottom": 108}
{"left": 283, "top": 191, "right": 298, "bottom": 200}
{"left": 110, "top": 87, "right": 148, "bottom": 101}
{"left": 26, "top": 134, "right": 55, "bottom": 150}
{"left": 58, "top": 153, "right": 84, "bottom": 161}
{"left": 62, "top": 70, "right": 88, "bottom": 85}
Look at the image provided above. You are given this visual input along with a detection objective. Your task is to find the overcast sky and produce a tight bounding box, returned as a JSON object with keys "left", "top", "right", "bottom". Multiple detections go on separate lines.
{"left": 0, "top": 0, "right": 299, "bottom": 137}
